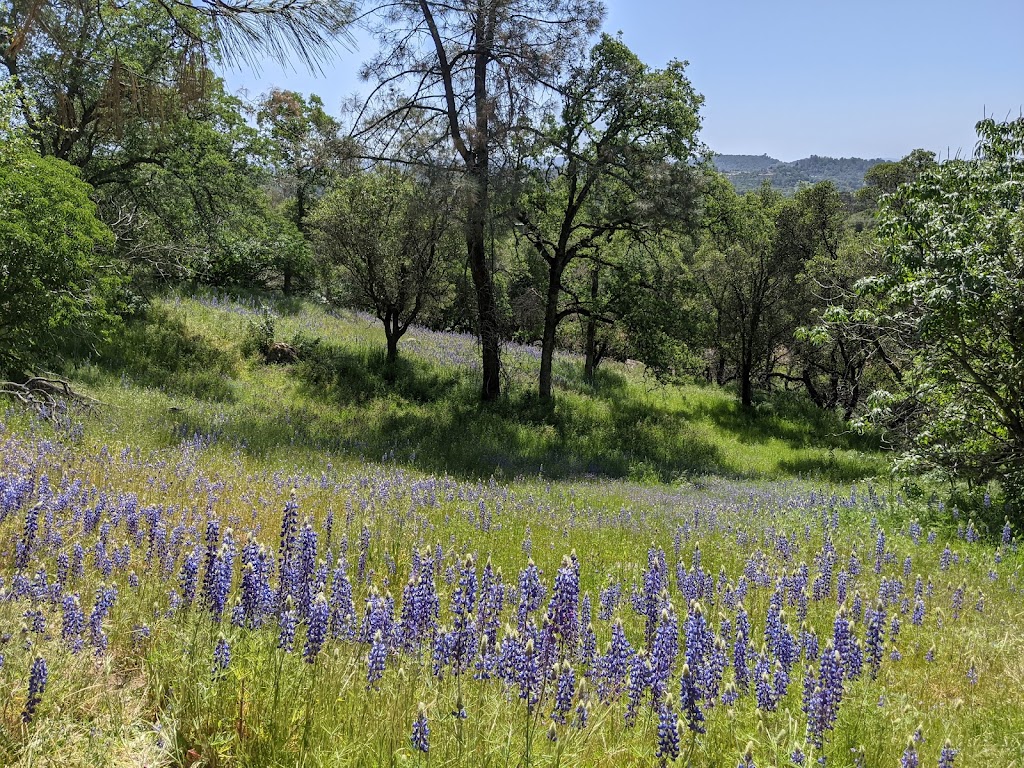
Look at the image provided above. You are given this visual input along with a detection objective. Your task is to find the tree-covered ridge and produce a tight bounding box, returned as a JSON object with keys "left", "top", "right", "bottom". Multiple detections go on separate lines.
{"left": 714, "top": 153, "right": 888, "bottom": 193}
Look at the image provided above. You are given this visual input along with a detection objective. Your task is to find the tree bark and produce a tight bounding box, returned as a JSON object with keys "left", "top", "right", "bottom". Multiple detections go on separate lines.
{"left": 386, "top": 333, "right": 399, "bottom": 365}
{"left": 539, "top": 261, "right": 565, "bottom": 401}
{"left": 467, "top": 193, "right": 501, "bottom": 401}
{"left": 740, "top": 344, "right": 754, "bottom": 409}
{"left": 583, "top": 266, "right": 600, "bottom": 385}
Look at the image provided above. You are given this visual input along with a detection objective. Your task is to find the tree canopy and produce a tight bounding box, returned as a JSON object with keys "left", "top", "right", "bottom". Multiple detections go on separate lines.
{"left": 861, "top": 118, "right": 1024, "bottom": 509}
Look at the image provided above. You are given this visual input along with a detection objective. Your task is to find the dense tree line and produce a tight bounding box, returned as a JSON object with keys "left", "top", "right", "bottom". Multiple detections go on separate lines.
{"left": 2, "top": 1, "right": 1022, "bottom": 516}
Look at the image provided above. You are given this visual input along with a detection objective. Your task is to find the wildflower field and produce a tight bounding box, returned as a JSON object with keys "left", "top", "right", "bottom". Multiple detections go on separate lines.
{"left": 0, "top": 295, "right": 1021, "bottom": 767}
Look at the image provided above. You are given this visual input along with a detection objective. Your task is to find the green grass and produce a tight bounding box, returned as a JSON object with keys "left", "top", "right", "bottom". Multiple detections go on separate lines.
{"left": 69, "top": 289, "right": 885, "bottom": 485}
{"left": 15, "top": 289, "right": 1004, "bottom": 768}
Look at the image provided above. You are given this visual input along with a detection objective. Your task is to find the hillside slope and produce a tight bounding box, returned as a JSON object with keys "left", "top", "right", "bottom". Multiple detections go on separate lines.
{"left": 66, "top": 290, "right": 883, "bottom": 483}
{"left": 714, "top": 153, "right": 886, "bottom": 194}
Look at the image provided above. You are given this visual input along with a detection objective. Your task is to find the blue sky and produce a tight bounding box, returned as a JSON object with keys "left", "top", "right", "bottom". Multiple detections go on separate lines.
{"left": 222, "top": 0, "right": 1024, "bottom": 161}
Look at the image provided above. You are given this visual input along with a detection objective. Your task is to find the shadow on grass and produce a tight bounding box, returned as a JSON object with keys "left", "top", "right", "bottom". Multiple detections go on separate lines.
{"left": 779, "top": 454, "right": 887, "bottom": 485}
{"left": 90, "top": 306, "right": 240, "bottom": 402}
{"left": 296, "top": 344, "right": 460, "bottom": 405}
{"left": 161, "top": 342, "right": 727, "bottom": 481}
{"left": 98, "top": 306, "right": 880, "bottom": 484}
{"left": 680, "top": 389, "right": 881, "bottom": 453}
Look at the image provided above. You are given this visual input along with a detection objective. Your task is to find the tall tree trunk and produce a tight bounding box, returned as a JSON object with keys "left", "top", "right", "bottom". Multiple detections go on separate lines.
{"left": 469, "top": 9, "right": 501, "bottom": 403}
{"left": 583, "top": 266, "right": 600, "bottom": 385}
{"left": 741, "top": 343, "right": 754, "bottom": 409}
{"left": 467, "top": 187, "right": 501, "bottom": 401}
{"left": 539, "top": 260, "right": 564, "bottom": 401}
{"left": 384, "top": 315, "right": 402, "bottom": 365}
{"left": 386, "top": 333, "right": 399, "bottom": 365}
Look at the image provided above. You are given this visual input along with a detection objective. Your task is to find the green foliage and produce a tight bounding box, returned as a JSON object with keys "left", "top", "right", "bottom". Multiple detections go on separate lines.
{"left": 0, "top": 148, "right": 122, "bottom": 375}
{"left": 856, "top": 149, "right": 938, "bottom": 209}
{"left": 698, "top": 178, "right": 802, "bottom": 407}
{"left": 311, "top": 167, "right": 456, "bottom": 361}
{"left": 514, "top": 33, "right": 704, "bottom": 396}
{"left": 864, "top": 118, "right": 1024, "bottom": 517}
{"left": 241, "top": 310, "right": 277, "bottom": 359}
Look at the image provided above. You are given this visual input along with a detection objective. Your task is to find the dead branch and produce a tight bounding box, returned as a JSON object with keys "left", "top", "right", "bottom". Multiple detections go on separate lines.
{"left": 0, "top": 376, "right": 102, "bottom": 422}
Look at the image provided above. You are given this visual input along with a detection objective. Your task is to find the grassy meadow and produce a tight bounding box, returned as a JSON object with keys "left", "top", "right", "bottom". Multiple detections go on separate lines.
{"left": 0, "top": 292, "right": 1019, "bottom": 767}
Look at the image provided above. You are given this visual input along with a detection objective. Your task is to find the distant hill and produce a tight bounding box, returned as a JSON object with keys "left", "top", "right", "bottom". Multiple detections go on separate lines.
{"left": 713, "top": 153, "right": 886, "bottom": 194}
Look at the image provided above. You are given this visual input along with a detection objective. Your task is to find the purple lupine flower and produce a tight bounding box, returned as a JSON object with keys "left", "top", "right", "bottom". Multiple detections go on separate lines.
{"left": 836, "top": 570, "right": 849, "bottom": 604}
{"left": 207, "top": 530, "right": 236, "bottom": 622}
{"left": 800, "top": 623, "right": 819, "bottom": 662}
{"left": 805, "top": 643, "right": 844, "bottom": 749}
{"left": 328, "top": 554, "right": 355, "bottom": 640}
{"left": 24, "top": 607, "right": 45, "bottom": 635}
{"left": 721, "top": 681, "right": 739, "bottom": 706}
{"left": 734, "top": 605, "right": 752, "bottom": 692}
{"left": 367, "top": 629, "right": 387, "bottom": 688}
{"left": 909, "top": 518, "right": 922, "bottom": 545}
{"left": 938, "top": 741, "right": 957, "bottom": 768}
{"left": 55, "top": 551, "right": 69, "bottom": 587}
{"left": 598, "top": 580, "right": 621, "bottom": 620}
{"left": 179, "top": 549, "right": 201, "bottom": 609}
{"left": 737, "top": 742, "right": 756, "bottom": 768}
{"left": 684, "top": 600, "right": 712, "bottom": 698}
{"left": 624, "top": 651, "right": 651, "bottom": 726}
{"left": 790, "top": 746, "right": 806, "bottom": 765}
{"left": 551, "top": 661, "right": 576, "bottom": 724}
{"left": 655, "top": 697, "right": 680, "bottom": 764}
{"left": 832, "top": 609, "right": 862, "bottom": 680}
{"left": 1002, "top": 518, "right": 1012, "bottom": 545}
{"left": 678, "top": 663, "right": 705, "bottom": 733}
{"left": 650, "top": 606, "right": 678, "bottom": 704}
{"left": 212, "top": 636, "right": 231, "bottom": 678}
{"left": 517, "top": 559, "right": 546, "bottom": 629}
{"left": 411, "top": 702, "right": 429, "bottom": 753}
{"left": 278, "top": 602, "right": 298, "bottom": 652}
{"left": 548, "top": 554, "right": 581, "bottom": 650}
{"left": 15, "top": 503, "right": 42, "bottom": 570}
{"left": 88, "top": 583, "right": 118, "bottom": 654}
{"left": 61, "top": 593, "right": 85, "bottom": 653}
{"left": 22, "top": 656, "right": 47, "bottom": 723}
{"left": 939, "top": 545, "right": 952, "bottom": 571}
{"left": 278, "top": 491, "right": 299, "bottom": 575}
{"left": 357, "top": 525, "right": 371, "bottom": 582}
{"left": 965, "top": 520, "right": 979, "bottom": 544}
{"left": 294, "top": 522, "right": 318, "bottom": 618}
{"left": 580, "top": 621, "right": 598, "bottom": 671}
{"left": 754, "top": 650, "right": 786, "bottom": 712}
{"left": 641, "top": 548, "right": 669, "bottom": 646}
{"left": 515, "top": 635, "right": 542, "bottom": 710}
{"left": 479, "top": 556, "right": 504, "bottom": 649}
{"left": 865, "top": 601, "right": 886, "bottom": 679}
{"left": 951, "top": 582, "right": 965, "bottom": 620}
{"left": 447, "top": 554, "right": 478, "bottom": 673}
{"left": 303, "top": 592, "right": 330, "bottom": 663}
{"left": 901, "top": 740, "right": 919, "bottom": 768}
{"left": 200, "top": 518, "right": 221, "bottom": 605}
{"left": 705, "top": 634, "right": 728, "bottom": 702}
{"left": 912, "top": 598, "right": 925, "bottom": 626}
{"left": 238, "top": 540, "right": 273, "bottom": 629}
{"left": 598, "top": 621, "right": 633, "bottom": 702}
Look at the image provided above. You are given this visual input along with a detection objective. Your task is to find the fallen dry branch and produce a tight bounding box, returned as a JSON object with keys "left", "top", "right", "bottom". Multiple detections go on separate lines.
{"left": 0, "top": 376, "right": 102, "bottom": 421}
